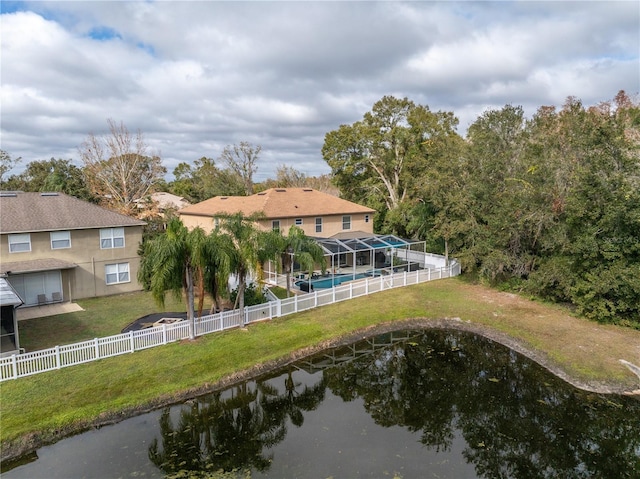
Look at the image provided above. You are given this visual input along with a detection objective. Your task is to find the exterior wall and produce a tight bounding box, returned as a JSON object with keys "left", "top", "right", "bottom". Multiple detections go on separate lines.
{"left": 180, "top": 213, "right": 375, "bottom": 238}
{"left": 179, "top": 214, "right": 216, "bottom": 233}
{"left": 1, "top": 226, "right": 144, "bottom": 300}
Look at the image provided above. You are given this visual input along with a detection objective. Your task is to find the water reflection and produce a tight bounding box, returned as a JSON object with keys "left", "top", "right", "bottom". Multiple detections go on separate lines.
{"left": 149, "top": 374, "right": 327, "bottom": 475}
{"left": 4, "top": 330, "right": 639, "bottom": 478}
{"left": 149, "top": 331, "right": 640, "bottom": 478}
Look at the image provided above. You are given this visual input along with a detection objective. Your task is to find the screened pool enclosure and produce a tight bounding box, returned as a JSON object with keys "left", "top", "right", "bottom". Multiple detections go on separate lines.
{"left": 264, "top": 234, "right": 449, "bottom": 290}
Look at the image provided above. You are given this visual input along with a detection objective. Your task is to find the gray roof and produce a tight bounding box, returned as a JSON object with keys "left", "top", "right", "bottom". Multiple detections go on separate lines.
{"left": 0, "top": 277, "right": 23, "bottom": 307}
{"left": 1, "top": 258, "right": 77, "bottom": 275}
{"left": 0, "top": 192, "right": 145, "bottom": 234}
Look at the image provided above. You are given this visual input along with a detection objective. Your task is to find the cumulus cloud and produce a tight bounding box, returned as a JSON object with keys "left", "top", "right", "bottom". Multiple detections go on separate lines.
{"left": 1, "top": 1, "right": 638, "bottom": 181}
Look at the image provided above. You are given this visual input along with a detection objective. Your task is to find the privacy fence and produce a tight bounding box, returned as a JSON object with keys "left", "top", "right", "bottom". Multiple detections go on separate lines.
{"left": 1, "top": 261, "right": 461, "bottom": 381}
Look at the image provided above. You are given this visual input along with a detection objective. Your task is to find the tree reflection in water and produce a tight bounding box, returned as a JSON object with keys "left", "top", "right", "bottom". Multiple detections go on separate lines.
{"left": 149, "top": 373, "right": 326, "bottom": 476}
{"left": 149, "top": 330, "right": 640, "bottom": 478}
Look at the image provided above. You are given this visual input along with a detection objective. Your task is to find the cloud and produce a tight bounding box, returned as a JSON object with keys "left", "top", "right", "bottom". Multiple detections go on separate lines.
{"left": 1, "top": 1, "right": 638, "bottom": 181}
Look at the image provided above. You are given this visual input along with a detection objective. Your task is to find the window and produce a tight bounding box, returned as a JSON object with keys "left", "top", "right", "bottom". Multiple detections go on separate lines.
{"left": 105, "top": 263, "right": 130, "bottom": 285}
{"left": 315, "top": 217, "right": 322, "bottom": 233}
{"left": 213, "top": 218, "right": 220, "bottom": 228}
{"left": 100, "top": 228, "right": 125, "bottom": 249}
{"left": 272, "top": 220, "right": 280, "bottom": 232}
{"left": 51, "top": 231, "right": 71, "bottom": 249}
{"left": 8, "top": 234, "right": 31, "bottom": 253}
{"left": 364, "top": 214, "right": 370, "bottom": 223}
{"left": 295, "top": 218, "right": 303, "bottom": 226}
{"left": 342, "top": 215, "right": 351, "bottom": 230}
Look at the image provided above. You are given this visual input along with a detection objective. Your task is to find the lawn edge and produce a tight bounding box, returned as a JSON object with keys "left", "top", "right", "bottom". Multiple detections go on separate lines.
{"left": 2, "top": 316, "right": 638, "bottom": 464}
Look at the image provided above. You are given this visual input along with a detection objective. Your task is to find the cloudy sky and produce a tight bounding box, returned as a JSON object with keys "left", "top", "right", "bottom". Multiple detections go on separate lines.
{"left": 1, "top": 1, "right": 638, "bottom": 182}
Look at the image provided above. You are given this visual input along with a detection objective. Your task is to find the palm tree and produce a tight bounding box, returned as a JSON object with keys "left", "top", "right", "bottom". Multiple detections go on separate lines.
{"left": 266, "top": 226, "right": 326, "bottom": 297}
{"left": 221, "top": 213, "right": 272, "bottom": 311}
{"left": 201, "top": 227, "right": 234, "bottom": 314}
{"left": 138, "top": 218, "right": 206, "bottom": 339}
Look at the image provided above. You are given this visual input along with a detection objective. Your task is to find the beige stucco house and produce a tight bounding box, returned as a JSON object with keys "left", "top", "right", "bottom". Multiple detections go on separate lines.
{"left": 178, "top": 188, "right": 376, "bottom": 237}
{"left": 0, "top": 192, "right": 146, "bottom": 307}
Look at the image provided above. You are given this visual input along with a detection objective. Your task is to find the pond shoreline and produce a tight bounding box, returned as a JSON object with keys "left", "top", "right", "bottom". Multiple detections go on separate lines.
{"left": 3, "top": 316, "right": 638, "bottom": 464}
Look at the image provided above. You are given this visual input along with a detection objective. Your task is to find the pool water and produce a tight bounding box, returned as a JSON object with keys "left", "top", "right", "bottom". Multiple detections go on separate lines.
{"left": 296, "top": 272, "right": 369, "bottom": 289}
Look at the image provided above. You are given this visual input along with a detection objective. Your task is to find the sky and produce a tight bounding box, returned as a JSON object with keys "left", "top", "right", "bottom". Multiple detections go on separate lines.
{"left": 1, "top": 1, "right": 638, "bottom": 182}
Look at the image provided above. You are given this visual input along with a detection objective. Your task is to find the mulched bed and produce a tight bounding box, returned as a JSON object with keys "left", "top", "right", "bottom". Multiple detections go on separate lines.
{"left": 121, "top": 312, "right": 187, "bottom": 333}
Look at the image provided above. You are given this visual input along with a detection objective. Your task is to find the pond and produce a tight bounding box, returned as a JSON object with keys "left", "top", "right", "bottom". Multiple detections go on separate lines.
{"left": 3, "top": 329, "right": 640, "bottom": 478}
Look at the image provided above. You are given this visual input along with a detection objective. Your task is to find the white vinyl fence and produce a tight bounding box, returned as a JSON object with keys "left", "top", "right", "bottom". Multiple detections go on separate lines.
{"left": 1, "top": 260, "right": 461, "bottom": 381}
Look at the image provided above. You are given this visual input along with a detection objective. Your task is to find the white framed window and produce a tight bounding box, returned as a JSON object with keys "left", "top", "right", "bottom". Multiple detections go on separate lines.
{"left": 100, "top": 228, "right": 125, "bottom": 249}
{"left": 342, "top": 215, "right": 351, "bottom": 230}
{"left": 105, "top": 262, "right": 130, "bottom": 285}
{"left": 8, "top": 233, "right": 31, "bottom": 253}
{"left": 364, "top": 214, "right": 370, "bottom": 223}
{"left": 272, "top": 220, "right": 280, "bottom": 232}
{"left": 51, "top": 231, "right": 71, "bottom": 249}
{"left": 295, "top": 218, "right": 303, "bottom": 226}
{"left": 213, "top": 218, "right": 220, "bottom": 228}
{"left": 315, "top": 217, "right": 322, "bottom": 233}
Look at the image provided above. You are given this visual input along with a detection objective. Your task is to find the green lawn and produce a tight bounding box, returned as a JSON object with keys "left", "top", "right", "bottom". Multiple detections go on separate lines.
{"left": 2, "top": 278, "right": 640, "bottom": 459}
{"left": 18, "top": 292, "right": 206, "bottom": 351}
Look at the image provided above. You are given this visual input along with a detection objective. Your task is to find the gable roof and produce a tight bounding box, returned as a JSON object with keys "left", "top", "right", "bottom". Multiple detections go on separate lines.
{"left": 179, "top": 188, "right": 375, "bottom": 219}
{"left": 0, "top": 192, "right": 146, "bottom": 234}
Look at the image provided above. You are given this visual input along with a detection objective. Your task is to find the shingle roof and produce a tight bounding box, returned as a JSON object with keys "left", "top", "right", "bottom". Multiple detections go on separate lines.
{"left": 0, "top": 192, "right": 146, "bottom": 234}
{"left": 1, "top": 258, "right": 77, "bottom": 275}
{"left": 179, "top": 188, "right": 376, "bottom": 219}
{"left": 0, "top": 277, "right": 23, "bottom": 307}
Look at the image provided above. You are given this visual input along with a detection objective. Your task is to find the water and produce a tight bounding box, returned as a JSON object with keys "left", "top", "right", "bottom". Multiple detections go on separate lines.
{"left": 3, "top": 330, "right": 640, "bottom": 478}
{"left": 295, "top": 272, "right": 370, "bottom": 289}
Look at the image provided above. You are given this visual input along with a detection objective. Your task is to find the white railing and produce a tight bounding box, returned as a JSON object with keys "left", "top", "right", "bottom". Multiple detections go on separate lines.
{"left": 0, "top": 260, "right": 461, "bottom": 381}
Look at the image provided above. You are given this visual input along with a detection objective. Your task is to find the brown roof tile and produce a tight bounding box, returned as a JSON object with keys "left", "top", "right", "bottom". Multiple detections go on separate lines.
{"left": 179, "top": 188, "right": 375, "bottom": 219}
{"left": 0, "top": 192, "right": 145, "bottom": 234}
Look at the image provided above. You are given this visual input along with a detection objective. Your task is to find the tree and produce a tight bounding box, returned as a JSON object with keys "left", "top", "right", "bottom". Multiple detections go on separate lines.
{"left": 220, "top": 213, "right": 273, "bottom": 311}
{"left": 79, "top": 119, "right": 166, "bottom": 215}
{"left": 169, "top": 157, "right": 244, "bottom": 203}
{"left": 200, "top": 228, "right": 234, "bottom": 314}
{"left": 264, "top": 226, "right": 326, "bottom": 297}
{"left": 2, "top": 158, "right": 96, "bottom": 202}
{"left": 219, "top": 142, "right": 261, "bottom": 196}
{"left": 0, "top": 150, "right": 21, "bottom": 186}
{"left": 322, "top": 95, "right": 463, "bottom": 234}
{"left": 138, "top": 218, "right": 207, "bottom": 339}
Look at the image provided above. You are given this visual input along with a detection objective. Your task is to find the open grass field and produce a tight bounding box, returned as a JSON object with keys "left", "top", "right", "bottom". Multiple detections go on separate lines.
{"left": 2, "top": 277, "right": 640, "bottom": 460}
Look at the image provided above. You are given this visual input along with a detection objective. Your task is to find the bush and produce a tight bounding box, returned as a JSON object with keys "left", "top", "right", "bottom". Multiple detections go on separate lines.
{"left": 230, "top": 282, "right": 267, "bottom": 307}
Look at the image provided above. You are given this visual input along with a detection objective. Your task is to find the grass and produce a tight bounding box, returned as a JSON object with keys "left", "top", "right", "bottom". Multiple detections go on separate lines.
{"left": 18, "top": 292, "right": 204, "bottom": 351}
{"left": 2, "top": 277, "right": 640, "bottom": 456}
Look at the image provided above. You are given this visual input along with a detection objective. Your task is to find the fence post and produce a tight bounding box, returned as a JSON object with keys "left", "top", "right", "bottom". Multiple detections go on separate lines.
{"left": 294, "top": 294, "right": 298, "bottom": 313}
{"left": 11, "top": 354, "right": 18, "bottom": 379}
{"left": 55, "top": 345, "right": 61, "bottom": 369}
{"left": 349, "top": 283, "right": 353, "bottom": 299}
{"left": 428, "top": 268, "right": 431, "bottom": 281}
{"left": 162, "top": 324, "right": 167, "bottom": 344}
{"left": 314, "top": 290, "right": 318, "bottom": 307}
{"left": 128, "top": 331, "right": 134, "bottom": 352}
{"left": 244, "top": 306, "right": 249, "bottom": 326}
{"left": 277, "top": 298, "right": 282, "bottom": 318}
{"left": 332, "top": 286, "right": 336, "bottom": 303}
{"left": 365, "top": 277, "right": 369, "bottom": 295}
{"left": 404, "top": 271, "right": 407, "bottom": 286}
{"left": 94, "top": 338, "right": 100, "bottom": 360}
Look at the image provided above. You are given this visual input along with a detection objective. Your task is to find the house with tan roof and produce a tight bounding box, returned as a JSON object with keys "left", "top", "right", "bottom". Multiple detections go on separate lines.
{"left": 178, "top": 187, "right": 376, "bottom": 237}
{"left": 0, "top": 192, "right": 146, "bottom": 314}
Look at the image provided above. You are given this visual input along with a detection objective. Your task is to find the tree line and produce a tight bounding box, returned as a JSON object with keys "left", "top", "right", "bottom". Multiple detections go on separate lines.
{"left": 2, "top": 91, "right": 638, "bottom": 327}
{"left": 323, "top": 92, "right": 640, "bottom": 328}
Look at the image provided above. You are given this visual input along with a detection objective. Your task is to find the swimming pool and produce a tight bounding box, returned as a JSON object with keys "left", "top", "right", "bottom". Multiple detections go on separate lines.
{"left": 295, "top": 272, "right": 378, "bottom": 290}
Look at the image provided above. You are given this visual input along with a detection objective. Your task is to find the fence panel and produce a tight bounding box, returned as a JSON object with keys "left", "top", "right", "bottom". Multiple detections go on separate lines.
{"left": 1, "top": 256, "right": 460, "bottom": 381}
{"left": 99, "top": 334, "right": 133, "bottom": 358}
{"left": 59, "top": 340, "right": 97, "bottom": 367}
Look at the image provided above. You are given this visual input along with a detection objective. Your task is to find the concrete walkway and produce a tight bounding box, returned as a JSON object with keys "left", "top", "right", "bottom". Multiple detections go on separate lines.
{"left": 17, "top": 302, "right": 84, "bottom": 321}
